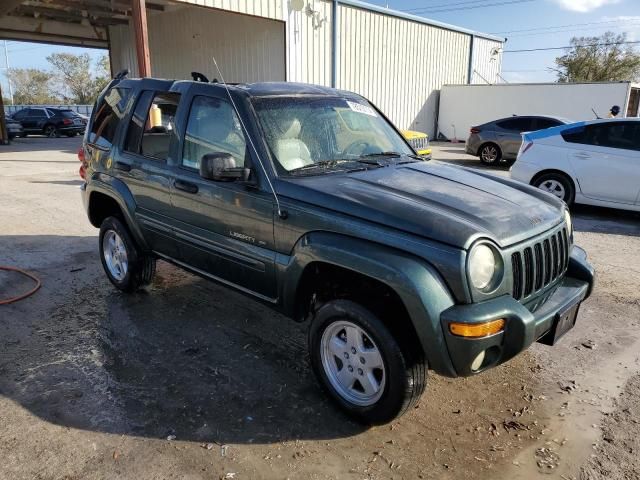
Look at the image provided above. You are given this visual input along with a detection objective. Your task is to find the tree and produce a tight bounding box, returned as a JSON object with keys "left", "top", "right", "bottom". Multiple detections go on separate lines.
{"left": 553, "top": 32, "right": 640, "bottom": 82}
{"left": 46, "top": 52, "right": 111, "bottom": 104}
{"left": 4, "top": 68, "right": 59, "bottom": 105}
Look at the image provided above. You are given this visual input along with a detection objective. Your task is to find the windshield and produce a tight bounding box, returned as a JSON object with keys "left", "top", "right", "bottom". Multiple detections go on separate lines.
{"left": 252, "top": 96, "right": 415, "bottom": 175}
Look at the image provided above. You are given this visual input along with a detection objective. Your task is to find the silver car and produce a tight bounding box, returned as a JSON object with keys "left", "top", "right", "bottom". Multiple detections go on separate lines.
{"left": 465, "top": 116, "right": 569, "bottom": 165}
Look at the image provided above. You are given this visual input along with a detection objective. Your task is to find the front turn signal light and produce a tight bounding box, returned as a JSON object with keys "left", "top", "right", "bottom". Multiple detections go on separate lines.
{"left": 449, "top": 319, "right": 505, "bottom": 338}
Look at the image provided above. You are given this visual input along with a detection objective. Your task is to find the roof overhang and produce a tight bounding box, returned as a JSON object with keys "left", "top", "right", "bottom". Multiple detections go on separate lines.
{"left": 0, "top": 0, "right": 167, "bottom": 49}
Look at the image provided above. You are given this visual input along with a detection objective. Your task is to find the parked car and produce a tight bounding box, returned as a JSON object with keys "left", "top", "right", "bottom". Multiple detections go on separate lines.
{"left": 11, "top": 107, "right": 86, "bottom": 137}
{"left": 511, "top": 118, "right": 640, "bottom": 210}
{"left": 4, "top": 115, "right": 24, "bottom": 139}
{"left": 466, "top": 116, "right": 570, "bottom": 165}
{"left": 80, "top": 74, "right": 594, "bottom": 424}
{"left": 401, "top": 129, "right": 431, "bottom": 158}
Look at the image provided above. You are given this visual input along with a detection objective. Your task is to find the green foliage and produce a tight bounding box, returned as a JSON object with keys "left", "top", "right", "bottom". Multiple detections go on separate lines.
{"left": 5, "top": 68, "right": 59, "bottom": 105}
{"left": 554, "top": 32, "right": 640, "bottom": 83}
{"left": 46, "top": 52, "right": 111, "bottom": 104}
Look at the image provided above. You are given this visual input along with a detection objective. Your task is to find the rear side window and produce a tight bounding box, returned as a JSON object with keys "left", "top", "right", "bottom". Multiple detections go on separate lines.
{"left": 496, "top": 118, "right": 534, "bottom": 132}
{"left": 29, "top": 109, "right": 47, "bottom": 118}
{"left": 124, "top": 91, "right": 181, "bottom": 160}
{"left": 535, "top": 118, "right": 562, "bottom": 130}
{"left": 89, "top": 87, "right": 131, "bottom": 149}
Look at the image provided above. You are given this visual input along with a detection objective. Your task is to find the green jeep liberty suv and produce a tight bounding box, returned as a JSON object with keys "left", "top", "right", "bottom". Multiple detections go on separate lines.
{"left": 80, "top": 72, "right": 594, "bottom": 424}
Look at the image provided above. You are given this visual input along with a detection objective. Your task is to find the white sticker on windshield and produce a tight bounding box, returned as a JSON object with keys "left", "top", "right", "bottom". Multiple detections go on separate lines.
{"left": 346, "top": 100, "right": 378, "bottom": 117}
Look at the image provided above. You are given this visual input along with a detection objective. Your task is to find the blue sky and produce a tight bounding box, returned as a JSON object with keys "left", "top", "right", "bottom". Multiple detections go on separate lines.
{"left": 1, "top": 0, "right": 638, "bottom": 98}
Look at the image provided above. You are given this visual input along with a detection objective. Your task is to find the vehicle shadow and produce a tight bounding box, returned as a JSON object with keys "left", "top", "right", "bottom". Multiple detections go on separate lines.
{"left": 0, "top": 235, "right": 365, "bottom": 445}
{"left": 572, "top": 204, "right": 640, "bottom": 237}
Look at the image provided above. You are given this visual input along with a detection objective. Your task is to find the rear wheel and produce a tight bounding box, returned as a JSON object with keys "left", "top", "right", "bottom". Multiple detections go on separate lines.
{"left": 309, "top": 299, "right": 426, "bottom": 424}
{"left": 44, "top": 125, "right": 59, "bottom": 138}
{"left": 99, "top": 216, "right": 156, "bottom": 292}
{"left": 533, "top": 172, "right": 575, "bottom": 205}
{"left": 479, "top": 143, "right": 501, "bottom": 165}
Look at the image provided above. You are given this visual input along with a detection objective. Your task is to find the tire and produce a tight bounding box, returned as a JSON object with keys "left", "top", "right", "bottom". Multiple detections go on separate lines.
{"left": 309, "top": 299, "right": 426, "bottom": 424}
{"left": 99, "top": 216, "right": 156, "bottom": 292}
{"left": 532, "top": 172, "right": 575, "bottom": 206}
{"left": 44, "top": 124, "right": 59, "bottom": 138}
{"left": 479, "top": 143, "right": 502, "bottom": 165}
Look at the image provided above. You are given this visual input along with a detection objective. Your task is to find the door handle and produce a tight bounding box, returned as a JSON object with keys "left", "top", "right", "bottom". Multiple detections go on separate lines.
{"left": 114, "top": 161, "right": 131, "bottom": 172}
{"left": 174, "top": 179, "right": 199, "bottom": 194}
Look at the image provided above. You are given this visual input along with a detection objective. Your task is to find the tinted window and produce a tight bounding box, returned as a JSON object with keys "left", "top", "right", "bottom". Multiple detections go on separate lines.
{"left": 496, "top": 118, "right": 534, "bottom": 132}
{"left": 535, "top": 118, "right": 562, "bottom": 130}
{"left": 124, "top": 91, "right": 180, "bottom": 160}
{"left": 562, "top": 122, "right": 640, "bottom": 151}
{"left": 12, "top": 109, "right": 28, "bottom": 120}
{"left": 89, "top": 87, "right": 131, "bottom": 149}
{"left": 182, "top": 96, "right": 247, "bottom": 170}
{"left": 28, "top": 109, "right": 47, "bottom": 118}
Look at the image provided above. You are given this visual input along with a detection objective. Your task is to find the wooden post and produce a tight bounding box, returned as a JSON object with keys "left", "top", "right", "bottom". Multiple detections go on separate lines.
{"left": 0, "top": 82, "right": 8, "bottom": 145}
{"left": 132, "top": 0, "right": 151, "bottom": 77}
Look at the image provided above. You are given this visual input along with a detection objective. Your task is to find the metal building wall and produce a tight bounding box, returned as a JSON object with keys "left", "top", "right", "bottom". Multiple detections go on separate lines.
{"left": 285, "top": 0, "right": 333, "bottom": 86}
{"left": 471, "top": 36, "right": 503, "bottom": 84}
{"left": 109, "top": 5, "right": 286, "bottom": 83}
{"left": 173, "top": 0, "right": 284, "bottom": 21}
{"left": 336, "top": 3, "right": 470, "bottom": 136}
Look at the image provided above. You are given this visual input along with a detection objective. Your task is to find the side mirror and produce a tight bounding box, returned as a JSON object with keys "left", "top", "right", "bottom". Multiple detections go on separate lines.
{"left": 199, "top": 152, "right": 249, "bottom": 182}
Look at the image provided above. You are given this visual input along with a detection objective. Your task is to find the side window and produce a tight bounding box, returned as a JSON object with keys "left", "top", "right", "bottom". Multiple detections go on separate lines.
{"left": 12, "top": 110, "right": 27, "bottom": 120}
{"left": 497, "top": 118, "right": 533, "bottom": 132}
{"left": 29, "top": 109, "right": 47, "bottom": 118}
{"left": 124, "top": 91, "right": 181, "bottom": 160}
{"left": 182, "top": 96, "right": 247, "bottom": 170}
{"left": 89, "top": 87, "right": 131, "bottom": 149}
{"left": 561, "top": 125, "right": 587, "bottom": 144}
{"left": 595, "top": 123, "right": 640, "bottom": 151}
{"left": 535, "top": 118, "right": 561, "bottom": 130}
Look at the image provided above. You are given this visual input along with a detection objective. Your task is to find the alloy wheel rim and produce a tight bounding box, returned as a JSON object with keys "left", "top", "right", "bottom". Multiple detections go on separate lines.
{"left": 481, "top": 146, "right": 497, "bottom": 162}
{"left": 539, "top": 179, "right": 566, "bottom": 199}
{"left": 320, "top": 320, "right": 386, "bottom": 407}
{"left": 46, "top": 126, "right": 56, "bottom": 137}
{"left": 103, "top": 230, "right": 128, "bottom": 281}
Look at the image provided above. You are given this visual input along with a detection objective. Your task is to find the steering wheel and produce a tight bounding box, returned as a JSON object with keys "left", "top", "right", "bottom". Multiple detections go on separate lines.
{"left": 343, "top": 141, "right": 374, "bottom": 157}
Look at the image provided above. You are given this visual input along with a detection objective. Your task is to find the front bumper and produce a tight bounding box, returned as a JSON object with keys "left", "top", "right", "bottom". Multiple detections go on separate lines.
{"left": 440, "top": 246, "right": 594, "bottom": 377}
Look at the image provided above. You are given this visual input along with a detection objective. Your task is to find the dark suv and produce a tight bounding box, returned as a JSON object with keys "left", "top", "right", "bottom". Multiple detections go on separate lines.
{"left": 11, "top": 107, "right": 86, "bottom": 137}
{"left": 80, "top": 74, "right": 594, "bottom": 424}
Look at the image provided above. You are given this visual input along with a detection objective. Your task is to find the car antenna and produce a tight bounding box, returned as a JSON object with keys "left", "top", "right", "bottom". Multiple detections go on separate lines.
{"left": 591, "top": 108, "right": 601, "bottom": 119}
{"left": 211, "top": 55, "right": 287, "bottom": 219}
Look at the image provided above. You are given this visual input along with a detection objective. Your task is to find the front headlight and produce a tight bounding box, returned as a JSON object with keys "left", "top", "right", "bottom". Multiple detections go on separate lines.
{"left": 468, "top": 243, "right": 501, "bottom": 291}
{"left": 564, "top": 209, "right": 572, "bottom": 235}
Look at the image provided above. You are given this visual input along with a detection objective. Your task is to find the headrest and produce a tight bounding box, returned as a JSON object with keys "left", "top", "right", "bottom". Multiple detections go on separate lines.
{"left": 280, "top": 118, "right": 302, "bottom": 139}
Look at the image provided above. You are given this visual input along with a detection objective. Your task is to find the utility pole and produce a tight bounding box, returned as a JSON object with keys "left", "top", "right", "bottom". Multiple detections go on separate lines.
{"left": 2, "top": 40, "right": 13, "bottom": 105}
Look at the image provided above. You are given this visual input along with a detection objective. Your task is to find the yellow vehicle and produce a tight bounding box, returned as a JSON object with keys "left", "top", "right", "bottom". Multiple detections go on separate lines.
{"left": 401, "top": 129, "right": 431, "bottom": 158}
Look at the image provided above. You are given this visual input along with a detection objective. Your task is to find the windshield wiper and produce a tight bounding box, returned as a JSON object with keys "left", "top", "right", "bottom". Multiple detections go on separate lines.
{"left": 359, "top": 151, "right": 403, "bottom": 158}
{"left": 287, "top": 159, "right": 355, "bottom": 175}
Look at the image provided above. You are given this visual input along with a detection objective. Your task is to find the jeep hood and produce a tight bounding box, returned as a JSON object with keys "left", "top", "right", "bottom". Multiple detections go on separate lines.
{"left": 279, "top": 160, "right": 565, "bottom": 249}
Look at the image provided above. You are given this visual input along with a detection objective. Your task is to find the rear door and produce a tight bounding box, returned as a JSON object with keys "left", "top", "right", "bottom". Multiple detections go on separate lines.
{"left": 564, "top": 122, "right": 640, "bottom": 204}
{"left": 496, "top": 117, "right": 536, "bottom": 157}
{"left": 116, "top": 88, "right": 183, "bottom": 258}
{"left": 169, "top": 85, "right": 277, "bottom": 299}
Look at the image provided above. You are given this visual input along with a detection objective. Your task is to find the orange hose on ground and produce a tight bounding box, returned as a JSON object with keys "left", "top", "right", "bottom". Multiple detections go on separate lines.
{"left": 0, "top": 266, "right": 41, "bottom": 305}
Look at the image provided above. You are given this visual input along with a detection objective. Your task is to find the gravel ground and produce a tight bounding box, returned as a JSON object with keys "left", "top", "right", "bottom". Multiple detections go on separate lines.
{"left": 1, "top": 137, "right": 639, "bottom": 480}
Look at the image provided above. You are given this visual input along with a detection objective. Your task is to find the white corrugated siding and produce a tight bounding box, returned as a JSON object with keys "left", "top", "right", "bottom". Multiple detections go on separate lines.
{"left": 286, "top": 0, "right": 333, "bottom": 86}
{"left": 109, "top": 24, "right": 138, "bottom": 77}
{"left": 109, "top": 6, "right": 285, "bottom": 82}
{"left": 471, "top": 37, "right": 503, "bottom": 84}
{"left": 173, "top": 0, "right": 284, "bottom": 21}
{"left": 336, "top": 4, "right": 470, "bottom": 136}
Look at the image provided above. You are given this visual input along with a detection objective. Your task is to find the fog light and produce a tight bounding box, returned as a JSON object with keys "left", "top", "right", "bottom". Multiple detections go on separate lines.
{"left": 471, "top": 350, "right": 486, "bottom": 372}
{"left": 449, "top": 319, "right": 505, "bottom": 338}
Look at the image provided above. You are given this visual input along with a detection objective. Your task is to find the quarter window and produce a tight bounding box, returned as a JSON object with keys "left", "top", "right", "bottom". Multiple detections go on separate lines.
{"left": 89, "top": 87, "right": 131, "bottom": 149}
{"left": 124, "top": 91, "right": 181, "bottom": 160}
{"left": 182, "top": 96, "right": 247, "bottom": 170}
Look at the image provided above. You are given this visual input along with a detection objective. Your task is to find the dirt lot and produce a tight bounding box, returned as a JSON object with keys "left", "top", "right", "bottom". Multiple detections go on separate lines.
{"left": 1, "top": 137, "right": 639, "bottom": 480}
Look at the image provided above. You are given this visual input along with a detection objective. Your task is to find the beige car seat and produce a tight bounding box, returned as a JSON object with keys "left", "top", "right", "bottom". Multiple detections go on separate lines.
{"left": 275, "top": 118, "right": 313, "bottom": 171}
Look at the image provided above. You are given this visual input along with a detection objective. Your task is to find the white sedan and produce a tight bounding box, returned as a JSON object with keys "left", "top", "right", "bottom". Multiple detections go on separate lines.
{"left": 510, "top": 118, "right": 640, "bottom": 211}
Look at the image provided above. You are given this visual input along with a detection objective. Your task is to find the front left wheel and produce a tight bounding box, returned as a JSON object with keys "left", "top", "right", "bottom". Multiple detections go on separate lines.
{"left": 309, "top": 299, "right": 426, "bottom": 424}
{"left": 99, "top": 216, "right": 156, "bottom": 292}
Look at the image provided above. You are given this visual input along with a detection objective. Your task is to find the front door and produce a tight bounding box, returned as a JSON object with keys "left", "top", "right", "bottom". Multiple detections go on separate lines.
{"left": 496, "top": 117, "right": 536, "bottom": 158}
{"left": 567, "top": 122, "right": 640, "bottom": 204}
{"left": 169, "top": 87, "right": 277, "bottom": 300}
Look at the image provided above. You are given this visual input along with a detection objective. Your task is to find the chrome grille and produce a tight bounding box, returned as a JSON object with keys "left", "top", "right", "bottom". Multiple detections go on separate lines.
{"left": 408, "top": 137, "right": 428, "bottom": 151}
{"left": 511, "top": 226, "right": 571, "bottom": 301}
